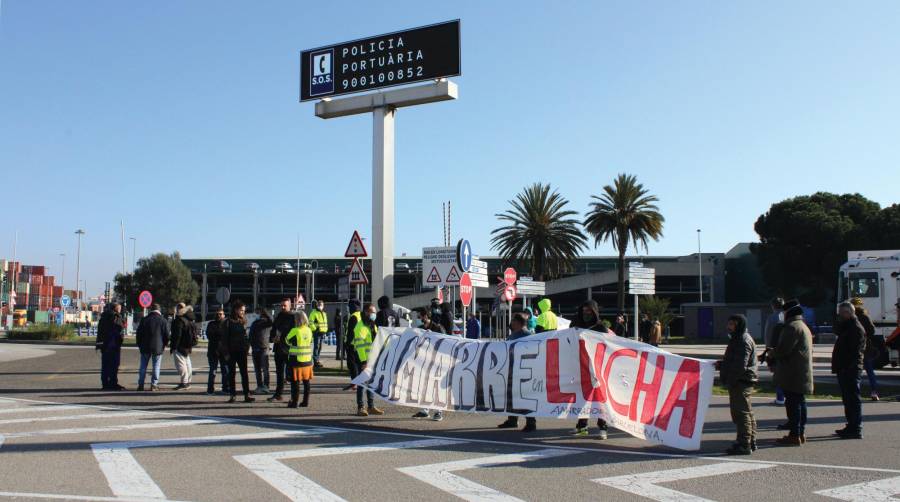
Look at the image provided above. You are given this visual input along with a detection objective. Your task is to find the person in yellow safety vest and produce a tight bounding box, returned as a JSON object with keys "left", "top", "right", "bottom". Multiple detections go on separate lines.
{"left": 308, "top": 299, "right": 329, "bottom": 368}
{"left": 353, "top": 303, "right": 384, "bottom": 417}
{"left": 535, "top": 298, "right": 558, "bottom": 333}
{"left": 285, "top": 311, "right": 314, "bottom": 408}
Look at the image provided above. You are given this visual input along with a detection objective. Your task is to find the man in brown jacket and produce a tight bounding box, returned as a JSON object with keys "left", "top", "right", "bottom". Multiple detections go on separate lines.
{"left": 767, "top": 299, "right": 813, "bottom": 446}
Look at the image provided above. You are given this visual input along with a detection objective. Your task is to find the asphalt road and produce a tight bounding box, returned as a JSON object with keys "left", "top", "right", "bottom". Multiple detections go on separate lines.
{"left": 0, "top": 343, "right": 898, "bottom": 502}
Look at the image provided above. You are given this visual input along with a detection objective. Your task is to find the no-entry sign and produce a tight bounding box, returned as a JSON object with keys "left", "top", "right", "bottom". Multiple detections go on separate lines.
{"left": 300, "top": 20, "right": 461, "bottom": 101}
{"left": 138, "top": 290, "right": 153, "bottom": 309}
{"left": 504, "top": 267, "right": 517, "bottom": 286}
{"left": 459, "top": 273, "right": 473, "bottom": 307}
{"left": 503, "top": 285, "right": 517, "bottom": 302}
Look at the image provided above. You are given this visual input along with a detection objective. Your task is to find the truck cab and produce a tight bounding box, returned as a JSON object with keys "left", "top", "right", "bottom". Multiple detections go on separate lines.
{"left": 838, "top": 250, "right": 900, "bottom": 337}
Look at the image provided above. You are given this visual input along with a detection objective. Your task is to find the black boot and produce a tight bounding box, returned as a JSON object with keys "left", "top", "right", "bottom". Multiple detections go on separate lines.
{"left": 300, "top": 381, "right": 310, "bottom": 407}
{"left": 497, "top": 417, "right": 518, "bottom": 429}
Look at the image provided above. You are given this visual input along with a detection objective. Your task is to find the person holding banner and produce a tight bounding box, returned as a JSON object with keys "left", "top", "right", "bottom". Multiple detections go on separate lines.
{"left": 496, "top": 313, "right": 538, "bottom": 432}
{"left": 535, "top": 298, "right": 558, "bottom": 333}
{"left": 717, "top": 314, "right": 758, "bottom": 455}
{"left": 341, "top": 299, "right": 362, "bottom": 392}
{"left": 570, "top": 300, "right": 611, "bottom": 439}
{"left": 353, "top": 304, "right": 384, "bottom": 417}
{"left": 412, "top": 309, "right": 446, "bottom": 421}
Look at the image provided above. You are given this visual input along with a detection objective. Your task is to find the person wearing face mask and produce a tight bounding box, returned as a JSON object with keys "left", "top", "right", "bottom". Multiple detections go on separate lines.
{"left": 412, "top": 309, "right": 446, "bottom": 421}
{"left": 353, "top": 303, "right": 384, "bottom": 417}
{"left": 308, "top": 300, "right": 328, "bottom": 369}
{"left": 376, "top": 295, "right": 399, "bottom": 328}
{"left": 570, "top": 300, "right": 611, "bottom": 439}
{"left": 220, "top": 300, "right": 255, "bottom": 404}
{"left": 523, "top": 307, "right": 538, "bottom": 332}
{"left": 342, "top": 299, "right": 362, "bottom": 392}
{"left": 832, "top": 301, "right": 866, "bottom": 439}
{"left": 716, "top": 314, "right": 758, "bottom": 455}
{"left": 268, "top": 299, "right": 296, "bottom": 402}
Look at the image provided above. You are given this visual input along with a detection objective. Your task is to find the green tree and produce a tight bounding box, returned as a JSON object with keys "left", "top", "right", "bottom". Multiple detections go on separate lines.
{"left": 584, "top": 174, "right": 665, "bottom": 311}
{"left": 639, "top": 295, "right": 674, "bottom": 331}
{"left": 867, "top": 203, "right": 900, "bottom": 249}
{"left": 750, "top": 192, "right": 880, "bottom": 306}
{"left": 114, "top": 252, "right": 198, "bottom": 312}
{"left": 491, "top": 183, "right": 587, "bottom": 280}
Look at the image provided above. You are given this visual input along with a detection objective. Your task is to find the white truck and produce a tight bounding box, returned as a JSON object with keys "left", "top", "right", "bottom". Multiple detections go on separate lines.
{"left": 838, "top": 250, "right": 900, "bottom": 363}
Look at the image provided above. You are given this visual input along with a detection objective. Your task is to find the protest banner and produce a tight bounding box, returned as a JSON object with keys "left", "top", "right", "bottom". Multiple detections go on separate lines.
{"left": 353, "top": 328, "right": 714, "bottom": 450}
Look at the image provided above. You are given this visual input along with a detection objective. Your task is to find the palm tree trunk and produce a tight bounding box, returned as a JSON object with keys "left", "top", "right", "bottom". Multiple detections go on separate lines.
{"left": 617, "top": 248, "right": 626, "bottom": 312}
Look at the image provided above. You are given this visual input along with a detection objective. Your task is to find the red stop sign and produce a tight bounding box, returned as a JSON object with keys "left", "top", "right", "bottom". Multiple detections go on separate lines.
{"left": 503, "top": 267, "right": 517, "bottom": 286}
{"left": 459, "top": 273, "right": 473, "bottom": 307}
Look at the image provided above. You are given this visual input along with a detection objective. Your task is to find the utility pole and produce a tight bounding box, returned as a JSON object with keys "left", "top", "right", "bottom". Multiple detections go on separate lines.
{"left": 130, "top": 237, "right": 137, "bottom": 272}
{"left": 294, "top": 235, "right": 301, "bottom": 306}
{"left": 120, "top": 220, "right": 126, "bottom": 277}
{"left": 696, "top": 229, "right": 703, "bottom": 303}
{"left": 59, "top": 253, "right": 65, "bottom": 291}
{"left": 75, "top": 229, "right": 85, "bottom": 314}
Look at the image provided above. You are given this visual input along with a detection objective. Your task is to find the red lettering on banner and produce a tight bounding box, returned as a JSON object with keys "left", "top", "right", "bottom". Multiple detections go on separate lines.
{"left": 545, "top": 339, "right": 576, "bottom": 403}
{"left": 654, "top": 359, "right": 701, "bottom": 437}
{"left": 629, "top": 352, "right": 666, "bottom": 424}
{"left": 579, "top": 339, "right": 607, "bottom": 402}
{"left": 602, "top": 348, "right": 638, "bottom": 415}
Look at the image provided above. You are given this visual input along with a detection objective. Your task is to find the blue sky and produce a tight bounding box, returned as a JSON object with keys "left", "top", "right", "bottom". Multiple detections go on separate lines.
{"left": 2, "top": 1, "right": 899, "bottom": 295}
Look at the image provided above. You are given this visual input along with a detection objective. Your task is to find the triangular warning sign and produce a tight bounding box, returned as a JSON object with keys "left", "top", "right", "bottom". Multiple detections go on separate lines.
{"left": 348, "top": 258, "right": 368, "bottom": 285}
{"left": 426, "top": 266, "right": 442, "bottom": 283}
{"left": 344, "top": 230, "right": 368, "bottom": 258}
{"left": 445, "top": 266, "right": 461, "bottom": 283}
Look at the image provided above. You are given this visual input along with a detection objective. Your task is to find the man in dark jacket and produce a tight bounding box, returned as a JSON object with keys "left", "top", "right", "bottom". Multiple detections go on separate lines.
{"left": 412, "top": 309, "right": 446, "bottom": 421}
{"left": 496, "top": 313, "right": 537, "bottom": 432}
{"left": 220, "top": 300, "right": 254, "bottom": 403}
{"left": 639, "top": 313, "right": 653, "bottom": 344}
{"left": 205, "top": 308, "right": 229, "bottom": 395}
{"left": 718, "top": 314, "right": 758, "bottom": 455}
{"left": 98, "top": 303, "right": 125, "bottom": 390}
{"left": 768, "top": 299, "right": 814, "bottom": 446}
{"left": 613, "top": 314, "right": 628, "bottom": 337}
{"left": 850, "top": 297, "right": 880, "bottom": 401}
{"left": 375, "top": 295, "right": 399, "bottom": 328}
{"left": 570, "top": 300, "right": 611, "bottom": 439}
{"left": 169, "top": 304, "right": 196, "bottom": 390}
{"left": 136, "top": 304, "right": 170, "bottom": 391}
{"left": 832, "top": 301, "right": 866, "bottom": 439}
{"left": 249, "top": 308, "right": 273, "bottom": 394}
{"left": 268, "top": 299, "right": 296, "bottom": 402}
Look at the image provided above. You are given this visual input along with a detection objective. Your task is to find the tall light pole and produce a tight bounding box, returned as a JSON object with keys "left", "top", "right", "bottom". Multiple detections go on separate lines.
{"left": 59, "top": 253, "right": 66, "bottom": 292}
{"left": 75, "top": 229, "right": 85, "bottom": 313}
{"left": 696, "top": 229, "right": 703, "bottom": 303}
{"left": 129, "top": 237, "right": 137, "bottom": 273}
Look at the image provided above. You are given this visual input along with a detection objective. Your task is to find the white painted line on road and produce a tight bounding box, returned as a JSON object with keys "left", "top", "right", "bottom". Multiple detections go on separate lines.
{"left": 0, "top": 411, "right": 156, "bottom": 426}
{"left": 3, "top": 418, "right": 224, "bottom": 441}
{"left": 593, "top": 461, "right": 776, "bottom": 501}
{"left": 234, "top": 438, "right": 463, "bottom": 502}
{"left": 0, "top": 404, "right": 88, "bottom": 415}
{"left": 397, "top": 448, "right": 572, "bottom": 502}
{"left": 93, "top": 428, "right": 337, "bottom": 500}
{"left": 0, "top": 490, "right": 189, "bottom": 501}
{"left": 815, "top": 476, "right": 900, "bottom": 501}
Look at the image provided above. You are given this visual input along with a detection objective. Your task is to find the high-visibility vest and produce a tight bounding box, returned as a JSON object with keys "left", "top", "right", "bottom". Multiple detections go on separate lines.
{"left": 309, "top": 309, "right": 329, "bottom": 334}
{"left": 537, "top": 311, "right": 558, "bottom": 331}
{"left": 286, "top": 325, "right": 313, "bottom": 363}
{"left": 353, "top": 321, "right": 376, "bottom": 363}
{"left": 346, "top": 311, "right": 361, "bottom": 337}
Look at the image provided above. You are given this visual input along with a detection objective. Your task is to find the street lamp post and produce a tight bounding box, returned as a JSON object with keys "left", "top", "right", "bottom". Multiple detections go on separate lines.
{"left": 310, "top": 259, "right": 319, "bottom": 305}
{"left": 59, "top": 253, "right": 65, "bottom": 293}
{"left": 75, "top": 229, "right": 85, "bottom": 313}
{"left": 130, "top": 237, "right": 137, "bottom": 273}
{"left": 696, "top": 229, "right": 703, "bottom": 303}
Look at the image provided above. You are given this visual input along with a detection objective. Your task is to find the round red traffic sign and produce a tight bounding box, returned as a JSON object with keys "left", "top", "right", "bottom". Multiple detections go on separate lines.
{"left": 459, "top": 273, "right": 473, "bottom": 307}
{"left": 503, "top": 267, "right": 517, "bottom": 286}
{"left": 436, "top": 287, "right": 444, "bottom": 304}
{"left": 503, "top": 284, "right": 517, "bottom": 302}
{"left": 138, "top": 290, "right": 153, "bottom": 309}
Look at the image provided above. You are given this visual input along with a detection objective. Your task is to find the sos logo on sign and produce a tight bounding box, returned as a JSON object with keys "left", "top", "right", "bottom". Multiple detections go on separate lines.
{"left": 309, "top": 49, "right": 334, "bottom": 97}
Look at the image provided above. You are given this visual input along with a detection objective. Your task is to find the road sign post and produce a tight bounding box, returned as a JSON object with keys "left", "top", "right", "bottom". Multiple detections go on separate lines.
{"left": 628, "top": 264, "right": 656, "bottom": 341}
{"left": 305, "top": 21, "right": 460, "bottom": 303}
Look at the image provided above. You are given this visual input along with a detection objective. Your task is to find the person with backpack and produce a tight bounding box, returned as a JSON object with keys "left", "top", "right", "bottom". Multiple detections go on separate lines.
{"left": 170, "top": 303, "right": 198, "bottom": 390}
{"left": 249, "top": 308, "right": 273, "bottom": 395}
{"left": 717, "top": 314, "right": 758, "bottom": 455}
{"left": 219, "top": 300, "right": 255, "bottom": 404}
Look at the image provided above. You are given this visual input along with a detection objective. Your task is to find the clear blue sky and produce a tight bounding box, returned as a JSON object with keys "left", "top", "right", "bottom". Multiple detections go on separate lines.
{"left": 2, "top": 1, "right": 899, "bottom": 295}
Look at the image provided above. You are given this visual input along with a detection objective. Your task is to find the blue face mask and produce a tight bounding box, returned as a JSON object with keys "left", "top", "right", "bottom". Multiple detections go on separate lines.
{"left": 369, "top": 313, "right": 377, "bottom": 322}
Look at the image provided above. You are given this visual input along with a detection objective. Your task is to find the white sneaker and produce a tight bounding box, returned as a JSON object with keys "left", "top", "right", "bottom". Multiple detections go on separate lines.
{"left": 773, "top": 398, "right": 785, "bottom": 406}
{"left": 431, "top": 412, "right": 444, "bottom": 422}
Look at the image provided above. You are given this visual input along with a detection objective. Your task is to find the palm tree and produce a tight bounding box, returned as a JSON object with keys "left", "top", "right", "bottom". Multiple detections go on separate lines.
{"left": 584, "top": 174, "right": 665, "bottom": 311}
{"left": 491, "top": 183, "right": 587, "bottom": 281}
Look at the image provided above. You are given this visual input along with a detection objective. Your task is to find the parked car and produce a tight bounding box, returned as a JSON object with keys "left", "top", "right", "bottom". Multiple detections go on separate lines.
{"left": 208, "top": 260, "right": 232, "bottom": 273}
{"left": 395, "top": 263, "right": 411, "bottom": 272}
{"left": 263, "top": 269, "right": 276, "bottom": 274}
{"left": 275, "top": 262, "right": 295, "bottom": 273}
{"left": 242, "top": 262, "right": 260, "bottom": 272}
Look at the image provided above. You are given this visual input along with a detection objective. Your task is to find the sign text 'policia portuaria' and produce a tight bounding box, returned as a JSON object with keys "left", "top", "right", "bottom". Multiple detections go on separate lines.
{"left": 300, "top": 20, "right": 461, "bottom": 101}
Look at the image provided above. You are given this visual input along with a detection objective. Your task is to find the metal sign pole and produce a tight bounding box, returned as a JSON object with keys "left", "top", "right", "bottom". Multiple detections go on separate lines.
{"left": 633, "top": 294, "right": 639, "bottom": 341}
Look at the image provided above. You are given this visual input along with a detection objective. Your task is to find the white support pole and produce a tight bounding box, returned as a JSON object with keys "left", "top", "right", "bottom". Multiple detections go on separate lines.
{"left": 372, "top": 104, "right": 395, "bottom": 302}
{"left": 633, "top": 294, "right": 639, "bottom": 341}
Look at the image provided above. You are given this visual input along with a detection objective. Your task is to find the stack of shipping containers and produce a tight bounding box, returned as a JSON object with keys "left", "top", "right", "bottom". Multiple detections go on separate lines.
{"left": 2, "top": 261, "right": 62, "bottom": 314}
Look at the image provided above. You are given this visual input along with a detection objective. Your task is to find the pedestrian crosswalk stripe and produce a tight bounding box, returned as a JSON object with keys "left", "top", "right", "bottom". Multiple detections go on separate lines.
{"left": 592, "top": 461, "right": 776, "bottom": 501}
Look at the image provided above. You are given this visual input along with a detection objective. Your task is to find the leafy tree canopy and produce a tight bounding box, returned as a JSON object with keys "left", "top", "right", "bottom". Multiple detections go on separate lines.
{"left": 114, "top": 252, "right": 198, "bottom": 312}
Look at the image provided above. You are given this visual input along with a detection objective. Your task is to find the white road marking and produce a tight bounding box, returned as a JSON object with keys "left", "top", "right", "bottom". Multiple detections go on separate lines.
{"left": 3, "top": 419, "right": 224, "bottom": 442}
{"left": 397, "top": 448, "right": 573, "bottom": 502}
{"left": 0, "top": 404, "right": 87, "bottom": 415}
{"left": 93, "top": 428, "right": 337, "bottom": 500}
{"left": 815, "top": 476, "right": 900, "bottom": 501}
{"left": 0, "top": 490, "right": 189, "bottom": 501}
{"left": 234, "top": 438, "right": 463, "bottom": 502}
{"left": 0, "top": 411, "right": 154, "bottom": 426}
{"left": 593, "top": 462, "right": 776, "bottom": 501}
